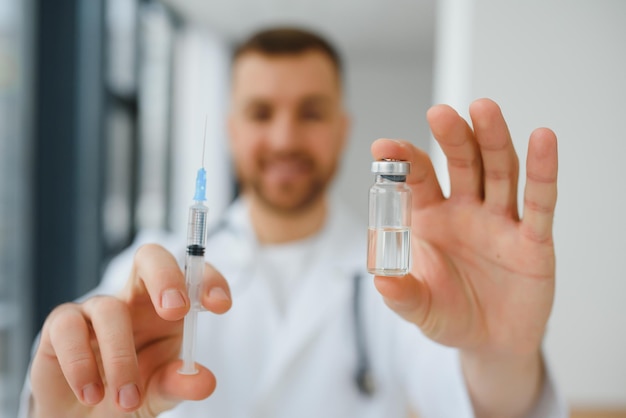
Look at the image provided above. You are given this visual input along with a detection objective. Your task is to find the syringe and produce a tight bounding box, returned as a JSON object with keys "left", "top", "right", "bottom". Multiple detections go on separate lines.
{"left": 178, "top": 129, "right": 209, "bottom": 375}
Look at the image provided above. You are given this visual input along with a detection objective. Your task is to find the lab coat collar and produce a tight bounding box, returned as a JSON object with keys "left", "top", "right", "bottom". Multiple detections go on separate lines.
{"left": 217, "top": 196, "right": 366, "bottom": 287}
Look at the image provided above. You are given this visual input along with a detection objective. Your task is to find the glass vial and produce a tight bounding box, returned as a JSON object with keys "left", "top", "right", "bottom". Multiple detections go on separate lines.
{"left": 367, "top": 160, "right": 411, "bottom": 276}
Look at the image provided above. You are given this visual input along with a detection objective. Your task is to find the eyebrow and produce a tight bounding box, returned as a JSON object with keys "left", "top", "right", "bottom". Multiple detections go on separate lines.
{"left": 243, "top": 94, "right": 333, "bottom": 110}
{"left": 300, "top": 95, "right": 333, "bottom": 108}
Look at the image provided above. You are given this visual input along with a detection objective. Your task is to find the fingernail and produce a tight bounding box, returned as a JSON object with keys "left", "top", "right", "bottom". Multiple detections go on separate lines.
{"left": 118, "top": 383, "right": 140, "bottom": 409}
{"left": 82, "top": 382, "right": 101, "bottom": 405}
{"left": 209, "top": 287, "right": 230, "bottom": 302}
{"left": 161, "top": 289, "right": 186, "bottom": 309}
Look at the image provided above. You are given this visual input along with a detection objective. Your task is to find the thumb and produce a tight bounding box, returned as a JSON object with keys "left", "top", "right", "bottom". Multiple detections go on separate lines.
{"left": 145, "top": 361, "right": 216, "bottom": 415}
{"left": 373, "top": 274, "right": 431, "bottom": 327}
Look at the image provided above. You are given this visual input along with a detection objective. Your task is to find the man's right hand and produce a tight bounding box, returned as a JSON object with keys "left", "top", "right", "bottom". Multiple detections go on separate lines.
{"left": 30, "top": 244, "right": 232, "bottom": 418}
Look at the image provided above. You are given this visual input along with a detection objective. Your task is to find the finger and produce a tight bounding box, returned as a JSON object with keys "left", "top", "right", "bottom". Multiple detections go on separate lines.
{"left": 469, "top": 98, "right": 520, "bottom": 217}
{"left": 371, "top": 138, "right": 444, "bottom": 209}
{"left": 82, "top": 296, "right": 143, "bottom": 412}
{"left": 35, "top": 303, "right": 104, "bottom": 406}
{"left": 373, "top": 273, "right": 431, "bottom": 327}
{"left": 144, "top": 361, "right": 217, "bottom": 414}
{"left": 521, "top": 128, "right": 558, "bottom": 242}
{"left": 201, "top": 263, "right": 232, "bottom": 314}
{"left": 121, "top": 243, "right": 189, "bottom": 321}
{"left": 427, "top": 104, "right": 483, "bottom": 200}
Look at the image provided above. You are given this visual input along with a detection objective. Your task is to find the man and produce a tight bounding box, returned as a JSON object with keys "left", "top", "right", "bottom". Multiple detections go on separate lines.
{"left": 22, "top": 27, "right": 565, "bottom": 417}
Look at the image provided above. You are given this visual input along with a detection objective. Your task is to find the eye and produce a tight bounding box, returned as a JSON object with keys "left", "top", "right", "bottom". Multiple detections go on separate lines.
{"left": 300, "top": 107, "right": 324, "bottom": 121}
{"left": 247, "top": 105, "right": 272, "bottom": 122}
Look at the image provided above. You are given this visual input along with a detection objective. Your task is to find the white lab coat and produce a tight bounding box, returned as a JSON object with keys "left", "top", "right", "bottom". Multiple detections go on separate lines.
{"left": 19, "top": 197, "right": 567, "bottom": 418}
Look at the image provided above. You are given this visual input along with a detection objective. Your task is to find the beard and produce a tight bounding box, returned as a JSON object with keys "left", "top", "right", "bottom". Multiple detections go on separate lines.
{"left": 238, "top": 152, "right": 337, "bottom": 215}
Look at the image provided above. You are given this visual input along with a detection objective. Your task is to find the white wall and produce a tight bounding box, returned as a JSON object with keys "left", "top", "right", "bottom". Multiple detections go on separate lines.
{"left": 434, "top": 0, "right": 626, "bottom": 408}
{"left": 334, "top": 52, "right": 434, "bottom": 222}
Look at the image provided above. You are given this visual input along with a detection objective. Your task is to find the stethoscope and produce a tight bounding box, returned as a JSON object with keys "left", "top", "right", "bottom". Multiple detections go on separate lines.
{"left": 207, "top": 217, "right": 376, "bottom": 398}
{"left": 352, "top": 271, "right": 376, "bottom": 397}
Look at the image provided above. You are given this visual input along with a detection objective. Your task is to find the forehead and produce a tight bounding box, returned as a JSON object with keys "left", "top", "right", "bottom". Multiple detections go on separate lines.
{"left": 231, "top": 51, "right": 341, "bottom": 102}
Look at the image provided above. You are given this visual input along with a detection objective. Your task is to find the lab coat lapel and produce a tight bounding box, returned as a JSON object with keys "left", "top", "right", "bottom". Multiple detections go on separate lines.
{"left": 252, "top": 258, "right": 352, "bottom": 410}
{"left": 251, "top": 200, "right": 364, "bottom": 411}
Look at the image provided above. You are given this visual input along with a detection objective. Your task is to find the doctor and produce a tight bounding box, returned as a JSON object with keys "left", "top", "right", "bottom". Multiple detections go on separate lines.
{"left": 23, "top": 27, "right": 565, "bottom": 417}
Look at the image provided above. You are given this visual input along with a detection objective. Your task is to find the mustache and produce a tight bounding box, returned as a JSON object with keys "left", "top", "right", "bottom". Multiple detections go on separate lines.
{"left": 259, "top": 152, "right": 315, "bottom": 169}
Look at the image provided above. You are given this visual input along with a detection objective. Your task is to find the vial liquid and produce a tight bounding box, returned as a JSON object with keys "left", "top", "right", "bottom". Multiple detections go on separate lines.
{"left": 367, "top": 226, "right": 411, "bottom": 276}
{"left": 367, "top": 160, "right": 411, "bottom": 276}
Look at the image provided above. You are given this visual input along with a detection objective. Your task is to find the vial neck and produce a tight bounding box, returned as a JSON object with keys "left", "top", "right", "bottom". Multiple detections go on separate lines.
{"left": 376, "top": 174, "right": 406, "bottom": 183}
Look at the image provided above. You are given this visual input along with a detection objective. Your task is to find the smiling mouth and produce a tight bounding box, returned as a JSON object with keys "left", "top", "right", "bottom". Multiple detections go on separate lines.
{"left": 261, "top": 156, "right": 314, "bottom": 179}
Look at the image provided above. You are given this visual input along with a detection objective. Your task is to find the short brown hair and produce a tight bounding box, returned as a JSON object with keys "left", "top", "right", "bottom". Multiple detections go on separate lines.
{"left": 232, "top": 27, "right": 343, "bottom": 83}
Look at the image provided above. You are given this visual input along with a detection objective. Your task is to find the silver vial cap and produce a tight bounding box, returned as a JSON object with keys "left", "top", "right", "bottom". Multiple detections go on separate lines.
{"left": 371, "top": 160, "right": 410, "bottom": 175}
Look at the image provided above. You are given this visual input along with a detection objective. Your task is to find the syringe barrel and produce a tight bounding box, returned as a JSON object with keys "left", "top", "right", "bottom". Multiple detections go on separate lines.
{"left": 187, "top": 202, "right": 208, "bottom": 250}
{"left": 185, "top": 254, "right": 205, "bottom": 310}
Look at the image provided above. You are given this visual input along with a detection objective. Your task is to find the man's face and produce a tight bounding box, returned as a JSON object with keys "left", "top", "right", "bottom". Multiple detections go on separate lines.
{"left": 228, "top": 50, "right": 349, "bottom": 214}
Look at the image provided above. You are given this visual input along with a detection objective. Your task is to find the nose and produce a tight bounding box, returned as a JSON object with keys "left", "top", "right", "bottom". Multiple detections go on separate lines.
{"left": 267, "top": 112, "right": 301, "bottom": 151}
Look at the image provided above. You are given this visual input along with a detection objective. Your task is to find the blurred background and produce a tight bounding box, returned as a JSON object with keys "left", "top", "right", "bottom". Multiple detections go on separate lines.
{"left": 0, "top": 0, "right": 624, "bottom": 417}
